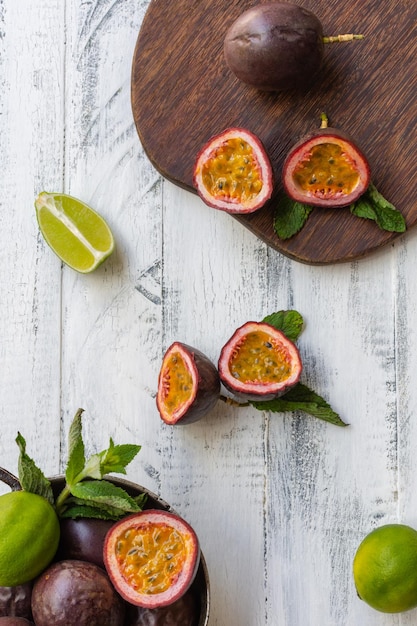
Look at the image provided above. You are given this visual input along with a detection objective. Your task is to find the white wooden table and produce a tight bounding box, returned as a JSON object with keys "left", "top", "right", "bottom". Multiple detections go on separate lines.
{"left": 1, "top": 2, "right": 417, "bottom": 625}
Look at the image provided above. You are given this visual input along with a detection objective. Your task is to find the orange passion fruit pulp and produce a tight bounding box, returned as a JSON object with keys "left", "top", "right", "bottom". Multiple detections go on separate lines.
{"left": 193, "top": 128, "right": 273, "bottom": 214}
{"left": 103, "top": 510, "right": 200, "bottom": 610}
{"left": 283, "top": 115, "right": 371, "bottom": 208}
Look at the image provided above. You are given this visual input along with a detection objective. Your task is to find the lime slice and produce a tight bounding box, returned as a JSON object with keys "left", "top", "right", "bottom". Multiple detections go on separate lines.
{"left": 35, "top": 191, "right": 115, "bottom": 273}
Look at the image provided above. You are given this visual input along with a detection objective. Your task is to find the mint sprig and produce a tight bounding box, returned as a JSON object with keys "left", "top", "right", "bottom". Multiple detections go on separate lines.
{"left": 350, "top": 183, "right": 406, "bottom": 232}
{"left": 17, "top": 409, "right": 145, "bottom": 520}
{"left": 273, "top": 184, "right": 406, "bottom": 240}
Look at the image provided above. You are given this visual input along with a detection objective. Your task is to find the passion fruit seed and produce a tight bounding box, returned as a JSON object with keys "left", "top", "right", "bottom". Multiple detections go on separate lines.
{"left": 218, "top": 321, "right": 302, "bottom": 401}
{"left": 193, "top": 127, "right": 273, "bottom": 214}
{"left": 156, "top": 342, "right": 220, "bottom": 425}
{"left": 224, "top": 2, "right": 363, "bottom": 92}
{"left": 282, "top": 114, "right": 371, "bottom": 208}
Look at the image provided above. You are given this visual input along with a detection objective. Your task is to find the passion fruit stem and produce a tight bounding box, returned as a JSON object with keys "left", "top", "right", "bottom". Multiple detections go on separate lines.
{"left": 320, "top": 112, "right": 329, "bottom": 129}
{"left": 219, "top": 395, "right": 250, "bottom": 407}
{"left": 322, "top": 34, "right": 364, "bottom": 43}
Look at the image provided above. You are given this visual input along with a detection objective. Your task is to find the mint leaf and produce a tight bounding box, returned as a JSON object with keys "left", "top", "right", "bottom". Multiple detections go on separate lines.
{"left": 273, "top": 193, "right": 313, "bottom": 240}
{"left": 70, "top": 479, "right": 142, "bottom": 514}
{"left": 263, "top": 310, "right": 304, "bottom": 342}
{"left": 16, "top": 433, "right": 55, "bottom": 504}
{"left": 59, "top": 503, "right": 123, "bottom": 520}
{"left": 65, "top": 408, "right": 86, "bottom": 487}
{"left": 251, "top": 383, "right": 347, "bottom": 427}
{"left": 350, "top": 183, "right": 406, "bottom": 232}
{"left": 98, "top": 439, "right": 142, "bottom": 476}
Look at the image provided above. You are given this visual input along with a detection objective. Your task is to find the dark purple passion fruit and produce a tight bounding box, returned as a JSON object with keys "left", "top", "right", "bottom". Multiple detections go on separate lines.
{"left": 193, "top": 128, "right": 273, "bottom": 214}
{"left": 283, "top": 119, "right": 371, "bottom": 207}
{"left": 224, "top": 2, "right": 324, "bottom": 91}
{"left": 157, "top": 342, "right": 220, "bottom": 425}
{"left": 0, "top": 616, "right": 34, "bottom": 626}
{"left": 126, "top": 589, "right": 198, "bottom": 626}
{"left": 0, "top": 584, "right": 32, "bottom": 619}
{"left": 58, "top": 517, "right": 114, "bottom": 569}
{"left": 103, "top": 510, "right": 200, "bottom": 610}
{"left": 31, "top": 560, "right": 125, "bottom": 626}
{"left": 218, "top": 321, "right": 302, "bottom": 400}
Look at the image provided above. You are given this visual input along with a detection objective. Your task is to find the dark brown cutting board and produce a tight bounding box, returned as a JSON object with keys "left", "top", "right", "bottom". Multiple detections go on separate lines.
{"left": 131, "top": 0, "right": 417, "bottom": 265}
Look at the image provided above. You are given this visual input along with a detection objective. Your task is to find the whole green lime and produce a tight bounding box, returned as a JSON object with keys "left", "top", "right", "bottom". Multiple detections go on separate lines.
{"left": 0, "top": 490, "right": 60, "bottom": 586}
{"left": 353, "top": 523, "right": 417, "bottom": 613}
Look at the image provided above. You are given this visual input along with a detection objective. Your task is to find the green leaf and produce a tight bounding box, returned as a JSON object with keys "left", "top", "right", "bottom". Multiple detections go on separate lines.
{"left": 263, "top": 310, "right": 304, "bottom": 342}
{"left": 59, "top": 503, "right": 124, "bottom": 520}
{"left": 251, "top": 383, "right": 348, "bottom": 427}
{"left": 98, "top": 440, "right": 142, "bottom": 476}
{"left": 65, "top": 408, "right": 86, "bottom": 487}
{"left": 350, "top": 183, "right": 406, "bottom": 232}
{"left": 70, "top": 479, "right": 142, "bottom": 514}
{"left": 16, "top": 433, "right": 55, "bottom": 504}
{"left": 273, "top": 193, "right": 313, "bottom": 240}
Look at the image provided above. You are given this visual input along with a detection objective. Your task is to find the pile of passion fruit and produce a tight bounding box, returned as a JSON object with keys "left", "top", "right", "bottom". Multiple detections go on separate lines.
{"left": 193, "top": 2, "right": 371, "bottom": 217}
{"left": 0, "top": 477, "right": 207, "bottom": 626}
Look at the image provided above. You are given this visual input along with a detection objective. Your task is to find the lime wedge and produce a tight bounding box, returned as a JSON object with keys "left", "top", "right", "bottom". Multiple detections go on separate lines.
{"left": 35, "top": 192, "right": 115, "bottom": 273}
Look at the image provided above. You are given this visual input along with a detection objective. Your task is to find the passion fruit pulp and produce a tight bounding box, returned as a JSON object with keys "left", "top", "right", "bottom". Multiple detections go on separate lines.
{"left": 103, "top": 510, "right": 200, "bottom": 610}
{"left": 283, "top": 115, "right": 371, "bottom": 208}
{"left": 224, "top": 2, "right": 363, "bottom": 92}
{"left": 156, "top": 342, "right": 220, "bottom": 425}
{"left": 193, "top": 128, "right": 273, "bottom": 214}
{"left": 218, "top": 321, "right": 302, "bottom": 401}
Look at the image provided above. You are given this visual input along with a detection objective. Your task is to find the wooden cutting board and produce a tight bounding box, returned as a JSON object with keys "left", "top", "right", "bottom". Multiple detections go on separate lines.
{"left": 131, "top": 0, "right": 417, "bottom": 265}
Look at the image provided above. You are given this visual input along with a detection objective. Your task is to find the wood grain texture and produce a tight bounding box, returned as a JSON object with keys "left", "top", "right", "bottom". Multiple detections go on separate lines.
{"left": 131, "top": 0, "right": 416, "bottom": 264}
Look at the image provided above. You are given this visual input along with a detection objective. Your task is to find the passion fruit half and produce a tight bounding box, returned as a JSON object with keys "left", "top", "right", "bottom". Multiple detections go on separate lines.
{"left": 218, "top": 321, "right": 302, "bottom": 401}
{"left": 103, "top": 510, "right": 200, "bottom": 610}
{"left": 283, "top": 115, "right": 371, "bottom": 208}
{"left": 156, "top": 342, "right": 220, "bottom": 425}
{"left": 193, "top": 128, "right": 273, "bottom": 214}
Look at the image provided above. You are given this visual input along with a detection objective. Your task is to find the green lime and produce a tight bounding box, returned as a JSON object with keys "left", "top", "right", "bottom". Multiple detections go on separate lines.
{"left": 353, "top": 523, "right": 417, "bottom": 613}
{"left": 0, "top": 490, "right": 60, "bottom": 586}
{"left": 35, "top": 191, "right": 115, "bottom": 273}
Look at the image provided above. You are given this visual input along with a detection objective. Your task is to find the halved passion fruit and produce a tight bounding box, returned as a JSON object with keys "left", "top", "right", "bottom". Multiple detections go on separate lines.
{"left": 218, "top": 321, "right": 302, "bottom": 400}
{"left": 283, "top": 115, "right": 371, "bottom": 208}
{"left": 103, "top": 510, "right": 200, "bottom": 610}
{"left": 193, "top": 128, "right": 273, "bottom": 214}
{"left": 156, "top": 342, "right": 220, "bottom": 425}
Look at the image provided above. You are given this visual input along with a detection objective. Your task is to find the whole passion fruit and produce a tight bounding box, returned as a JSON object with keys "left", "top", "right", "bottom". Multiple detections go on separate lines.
{"left": 31, "top": 560, "right": 125, "bottom": 626}
{"left": 156, "top": 342, "right": 220, "bottom": 425}
{"left": 58, "top": 517, "right": 114, "bottom": 569}
{"left": 224, "top": 2, "right": 324, "bottom": 91}
{"left": 283, "top": 114, "right": 371, "bottom": 207}
{"left": 0, "top": 584, "right": 32, "bottom": 619}
{"left": 103, "top": 509, "right": 200, "bottom": 610}
{"left": 193, "top": 127, "right": 273, "bottom": 214}
{"left": 218, "top": 321, "right": 302, "bottom": 400}
{"left": 126, "top": 590, "right": 198, "bottom": 626}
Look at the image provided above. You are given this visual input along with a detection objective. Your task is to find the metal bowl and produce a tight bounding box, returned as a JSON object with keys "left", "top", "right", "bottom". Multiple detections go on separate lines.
{"left": 0, "top": 468, "right": 210, "bottom": 626}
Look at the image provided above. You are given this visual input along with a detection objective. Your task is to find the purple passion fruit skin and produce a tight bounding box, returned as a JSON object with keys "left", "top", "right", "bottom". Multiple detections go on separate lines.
{"left": 224, "top": 2, "right": 324, "bottom": 92}
{"left": 0, "top": 618, "right": 34, "bottom": 625}
{"left": 103, "top": 510, "right": 200, "bottom": 611}
{"left": 157, "top": 342, "right": 220, "bottom": 425}
{"left": 125, "top": 589, "right": 198, "bottom": 626}
{"left": 218, "top": 321, "right": 302, "bottom": 401}
{"left": 31, "top": 560, "right": 126, "bottom": 626}
{"left": 193, "top": 127, "right": 274, "bottom": 214}
{"left": 57, "top": 517, "right": 114, "bottom": 569}
{"left": 0, "top": 584, "right": 32, "bottom": 619}
{"left": 283, "top": 126, "right": 371, "bottom": 208}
